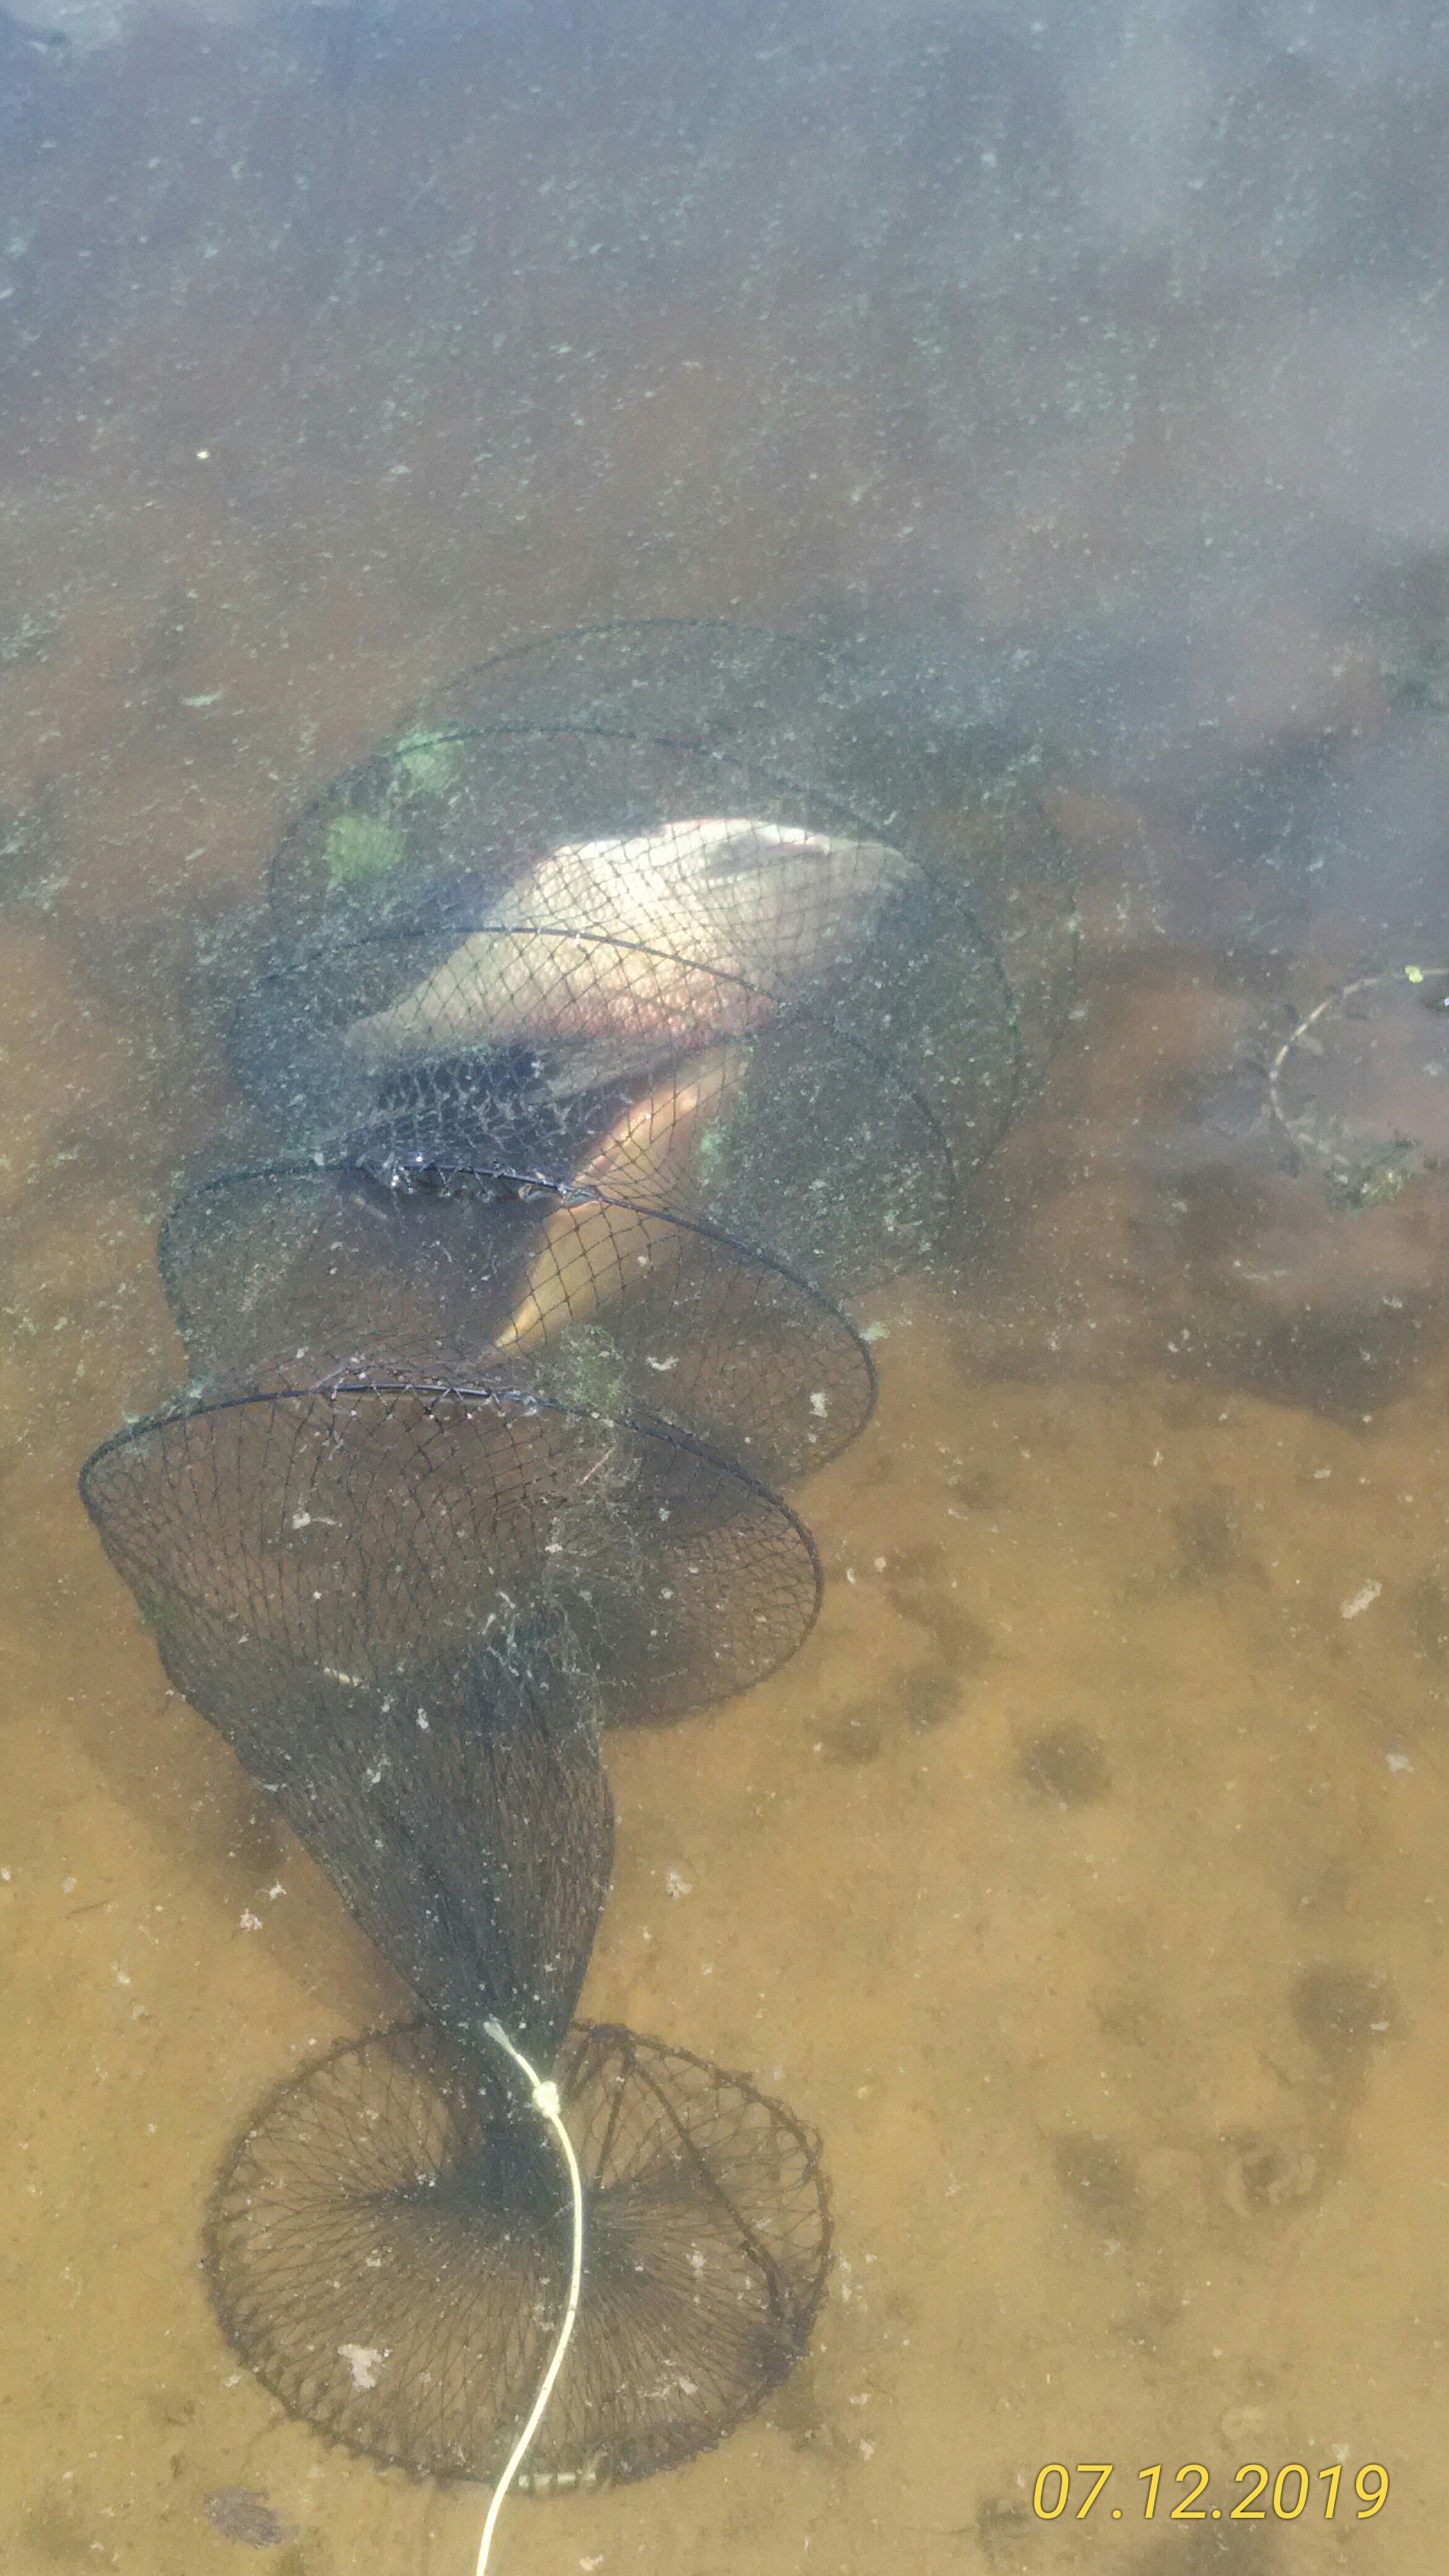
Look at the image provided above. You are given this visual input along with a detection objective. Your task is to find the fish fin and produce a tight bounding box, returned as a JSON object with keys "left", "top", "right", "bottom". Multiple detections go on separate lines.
{"left": 492, "top": 1302, "right": 541, "bottom": 1354}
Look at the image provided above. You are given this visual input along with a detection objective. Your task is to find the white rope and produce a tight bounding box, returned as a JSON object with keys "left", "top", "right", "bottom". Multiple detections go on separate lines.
{"left": 473, "top": 2017, "right": 585, "bottom": 2576}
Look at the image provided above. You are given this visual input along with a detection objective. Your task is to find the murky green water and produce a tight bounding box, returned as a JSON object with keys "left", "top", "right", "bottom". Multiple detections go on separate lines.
{"left": 4, "top": 8, "right": 1449, "bottom": 2572}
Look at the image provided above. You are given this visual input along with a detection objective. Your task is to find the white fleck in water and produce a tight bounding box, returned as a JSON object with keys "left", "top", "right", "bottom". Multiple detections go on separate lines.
{"left": 338, "top": 2343, "right": 385, "bottom": 2391}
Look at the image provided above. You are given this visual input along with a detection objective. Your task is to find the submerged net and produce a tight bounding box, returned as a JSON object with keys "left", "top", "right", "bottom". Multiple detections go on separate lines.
{"left": 157, "top": 1162, "right": 876, "bottom": 1489}
{"left": 250, "top": 712, "right": 1030, "bottom": 1284}
{"left": 235, "top": 897, "right": 972, "bottom": 1295}
{"left": 79, "top": 621, "right": 1074, "bottom": 2516}
{"left": 267, "top": 617, "right": 1076, "bottom": 1115}
{"left": 81, "top": 1373, "right": 822, "bottom": 1727}
{"left": 207, "top": 2021, "right": 830, "bottom": 2488}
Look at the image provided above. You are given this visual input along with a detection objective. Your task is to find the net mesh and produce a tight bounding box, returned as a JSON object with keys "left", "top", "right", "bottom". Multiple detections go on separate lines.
{"left": 157, "top": 1162, "right": 875, "bottom": 1489}
{"left": 410, "top": 620, "right": 845, "bottom": 758}
{"left": 207, "top": 2020, "right": 831, "bottom": 2489}
{"left": 233, "top": 940, "right": 964, "bottom": 1295}
{"left": 256, "top": 619, "right": 1075, "bottom": 1169}
{"left": 76, "top": 621, "right": 1076, "bottom": 2502}
{"left": 80, "top": 1375, "right": 822, "bottom": 1726}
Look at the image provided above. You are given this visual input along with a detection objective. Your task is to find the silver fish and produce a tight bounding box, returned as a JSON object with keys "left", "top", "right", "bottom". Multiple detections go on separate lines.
{"left": 346, "top": 815, "right": 912, "bottom": 1068}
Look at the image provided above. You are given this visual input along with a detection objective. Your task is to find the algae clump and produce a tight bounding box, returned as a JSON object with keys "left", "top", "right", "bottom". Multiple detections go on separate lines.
{"left": 324, "top": 813, "right": 408, "bottom": 888}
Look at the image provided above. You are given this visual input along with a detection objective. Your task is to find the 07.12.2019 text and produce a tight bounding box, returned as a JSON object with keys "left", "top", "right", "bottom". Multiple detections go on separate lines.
{"left": 1032, "top": 2462, "right": 1388, "bottom": 2521}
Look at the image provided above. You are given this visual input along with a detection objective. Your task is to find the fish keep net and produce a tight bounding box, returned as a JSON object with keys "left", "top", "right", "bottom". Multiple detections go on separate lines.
{"left": 79, "top": 620, "right": 1074, "bottom": 2497}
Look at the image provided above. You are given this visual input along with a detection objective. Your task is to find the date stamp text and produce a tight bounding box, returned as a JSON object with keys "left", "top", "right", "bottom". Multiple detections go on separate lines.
{"left": 1032, "top": 2463, "right": 1389, "bottom": 2523}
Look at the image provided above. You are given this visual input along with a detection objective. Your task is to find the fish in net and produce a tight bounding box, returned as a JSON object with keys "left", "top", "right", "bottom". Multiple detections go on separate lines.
{"left": 268, "top": 615, "right": 1076, "bottom": 1114}
{"left": 248, "top": 713, "right": 1026, "bottom": 1260}
{"left": 343, "top": 815, "right": 916, "bottom": 1052}
{"left": 232, "top": 932, "right": 965, "bottom": 1296}
{"left": 76, "top": 623, "right": 1074, "bottom": 2559}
